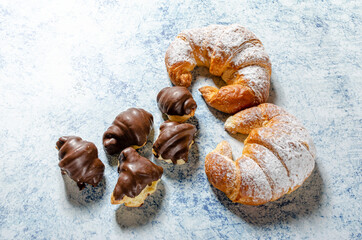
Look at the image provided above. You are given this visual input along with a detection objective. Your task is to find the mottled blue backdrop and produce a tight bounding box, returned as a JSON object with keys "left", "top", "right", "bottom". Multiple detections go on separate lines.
{"left": 0, "top": 0, "right": 361, "bottom": 239}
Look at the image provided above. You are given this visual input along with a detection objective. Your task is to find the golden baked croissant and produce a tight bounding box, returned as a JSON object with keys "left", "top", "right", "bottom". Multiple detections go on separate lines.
{"left": 165, "top": 24, "right": 271, "bottom": 114}
{"left": 205, "top": 103, "right": 316, "bottom": 205}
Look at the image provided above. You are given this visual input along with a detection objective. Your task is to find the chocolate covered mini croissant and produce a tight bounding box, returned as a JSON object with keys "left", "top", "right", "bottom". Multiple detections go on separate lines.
{"left": 56, "top": 136, "right": 105, "bottom": 190}
{"left": 152, "top": 121, "right": 197, "bottom": 165}
{"left": 103, "top": 108, "right": 153, "bottom": 155}
{"left": 157, "top": 86, "right": 197, "bottom": 122}
{"left": 205, "top": 104, "right": 316, "bottom": 205}
{"left": 111, "top": 147, "right": 163, "bottom": 207}
{"left": 165, "top": 24, "right": 271, "bottom": 114}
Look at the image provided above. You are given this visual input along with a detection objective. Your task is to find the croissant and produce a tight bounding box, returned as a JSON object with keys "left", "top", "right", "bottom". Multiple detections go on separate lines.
{"left": 152, "top": 121, "right": 197, "bottom": 165}
{"left": 157, "top": 86, "right": 197, "bottom": 122}
{"left": 111, "top": 147, "right": 163, "bottom": 207}
{"left": 165, "top": 24, "right": 271, "bottom": 114}
{"left": 103, "top": 108, "right": 153, "bottom": 155}
{"left": 56, "top": 136, "right": 105, "bottom": 190}
{"left": 205, "top": 103, "right": 316, "bottom": 205}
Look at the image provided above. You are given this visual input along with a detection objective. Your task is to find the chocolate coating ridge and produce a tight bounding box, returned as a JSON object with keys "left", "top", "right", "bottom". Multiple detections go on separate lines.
{"left": 157, "top": 86, "right": 197, "bottom": 116}
{"left": 153, "top": 121, "right": 197, "bottom": 164}
{"left": 103, "top": 108, "right": 153, "bottom": 155}
{"left": 56, "top": 136, "right": 105, "bottom": 190}
{"left": 113, "top": 147, "right": 163, "bottom": 200}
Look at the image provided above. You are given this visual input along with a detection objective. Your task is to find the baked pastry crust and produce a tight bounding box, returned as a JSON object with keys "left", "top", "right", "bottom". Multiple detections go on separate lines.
{"left": 111, "top": 180, "right": 161, "bottom": 207}
{"left": 111, "top": 147, "right": 163, "bottom": 207}
{"left": 205, "top": 103, "right": 316, "bottom": 205}
{"left": 167, "top": 109, "right": 196, "bottom": 123}
{"left": 165, "top": 24, "right": 271, "bottom": 114}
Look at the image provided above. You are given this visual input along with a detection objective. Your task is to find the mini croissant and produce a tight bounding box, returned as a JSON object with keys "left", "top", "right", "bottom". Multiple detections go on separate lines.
{"left": 103, "top": 108, "right": 153, "bottom": 155}
{"left": 205, "top": 103, "right": 316, "bottom": 205}
{"left": 111, "top": 147, "right": 163, "bottom": 207}
{"left": 56, "top": 136, "right": 105, "bottom": 190}
{"left": 157, "top": 86, "right": 197, "bottom": 122}
{"left": 153, "top": 121, "right": 197, "bottom": 165}
{"left": 165, "top": 24, "right": 271, "bottom": 114}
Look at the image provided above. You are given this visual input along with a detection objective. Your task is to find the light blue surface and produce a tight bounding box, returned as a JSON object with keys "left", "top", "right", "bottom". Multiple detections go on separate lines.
{"left": 0, "top": 0, "right": 361, "bottom": 239}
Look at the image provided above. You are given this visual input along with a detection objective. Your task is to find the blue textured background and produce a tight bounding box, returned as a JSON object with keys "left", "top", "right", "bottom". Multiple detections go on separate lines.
{"left": 0, "top": 0, "right": 361, "bottom": 239}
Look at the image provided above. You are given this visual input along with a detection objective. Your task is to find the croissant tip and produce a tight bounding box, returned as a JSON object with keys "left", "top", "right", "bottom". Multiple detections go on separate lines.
{"left": 198, "top": 85, "right": 215, "bottom": 93}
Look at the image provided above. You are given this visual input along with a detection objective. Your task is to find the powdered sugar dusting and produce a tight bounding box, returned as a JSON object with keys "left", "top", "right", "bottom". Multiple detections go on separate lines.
{"left": 202, "top": 25, "right": 228, "bottom": 60}
{"left": 211, "top": 25, "right": 257, "bottom": 72}
{"left": 243, "top": 143, "right": 291, "bottom": 200}
{"left": 224, "top": 109, "right": 262, "bottom": 134}
{"left": 246, "top": 112, "right": 315, "bottom": 191}
{"left": 236, "top": 65, "right": 270, "bottom": 103}
{"left": 215, "top": 24, "right": 257, "bottom": 55}
{"left": 165, "top": 24, "right": 271, "bottom": 105}
{"left": 205, "top": 145, "right": 238, "bottom": 197}
{"left": 266, "top": 115, "right": 317, "bottom": 158}
{"left": 230, "top": 42, "right": 270, "bottom": 70}
{"left": 209, "top": 104, "right": 316, "bottom": 204}
{"left": 210, "top": 153, "right": 236, "bottom": 185}
{"left": 185, "top": 27, "right": 211, "bottom": 66}
{"left": 237, "top": 156, "right": 272, "bottom": 204}
{"left": 224, "top": 103, "right": 287, "bottom": 134}
{"left": 165, "top": 37, "right": 196, "bottom": 66}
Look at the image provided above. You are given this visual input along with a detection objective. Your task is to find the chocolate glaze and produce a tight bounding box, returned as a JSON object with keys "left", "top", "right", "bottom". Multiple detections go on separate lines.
{"left": 56, "top": 136, "right": 105, "bottom": 190}
{"left": 153, "top": 121, "right": 197, "bottom": 164}
{"left": 157, "top": 86, "right": 197, "bottom": 116}
{"left": 113, "top": 147, "right": 163, "bottom": 200}
{"left": 103, "top": 108, "right": 153, "bottom": 155}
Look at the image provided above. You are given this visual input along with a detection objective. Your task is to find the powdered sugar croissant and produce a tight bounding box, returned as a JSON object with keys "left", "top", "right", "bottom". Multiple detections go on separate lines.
{"left": 165, "top": 24, "right": 271, "bottom": 114}
{"left": 205, "top": 103, "right": 316, "bottom": 205}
